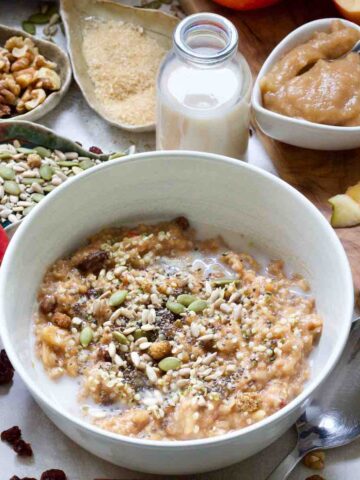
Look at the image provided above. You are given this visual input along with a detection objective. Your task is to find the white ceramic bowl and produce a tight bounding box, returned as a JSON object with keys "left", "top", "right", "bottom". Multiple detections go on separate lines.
{"left": 0, "top": 151, "right": 354, "bottom": 474}
{"left": 252, "top": 18, "right": 360, "bottom": 151}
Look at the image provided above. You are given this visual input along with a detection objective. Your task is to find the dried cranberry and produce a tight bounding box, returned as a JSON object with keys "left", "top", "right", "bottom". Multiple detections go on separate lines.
{"left": 1, "top": 426, "right": 21, "bottom": 444}
{"left": 89, "top": 146, "right": 103, "bottom": 154}
{"left": 13, "top": 439, "right": 33, "bottom": 457}
{"left": 0, "top": 349, "right": 14, "bottom": 385}
{"left": 40, "top": 469, "right": 67, "bottom": 480}
{"left": 175, "top": 216, "right": 190, "bottom": 230}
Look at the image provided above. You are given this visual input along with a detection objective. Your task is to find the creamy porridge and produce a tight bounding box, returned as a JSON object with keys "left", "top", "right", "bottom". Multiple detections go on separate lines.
{"left": 35, "top": 218, "right": 322, "bottom": 440}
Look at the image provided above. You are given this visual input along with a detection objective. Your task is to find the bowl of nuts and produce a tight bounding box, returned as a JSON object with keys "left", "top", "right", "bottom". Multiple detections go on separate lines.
{"left": 0, "top": 24, "right": 71, "bottom": 121}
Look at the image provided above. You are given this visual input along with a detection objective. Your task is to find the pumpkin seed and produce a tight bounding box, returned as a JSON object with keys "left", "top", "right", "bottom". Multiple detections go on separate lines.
{"left": 31, "top": 193, "right": 44, "bottom": 203}
{"left": 188, "top": 299, "right": 208, "bottom": 313}
{"left": 211, "top": 278, "right": 240, "bottom": 286}
{"left": 28, "top": 12, "right": 50, "bottom": 24}
{"left": 34, "top": 146, "right": 51, "bottom": 158}
{"left": 177, "top": 294, "right": 197, "bottom": 307}
{"left": 57, "top": 161, "right": 79, "bottom": 167}
{"left": 109, "top": 290, "right": 128, "bottom": 307}
{"left": 22, "top": 21, "right": 36, "bottom": 35}
{"left": 23, "top": 205, "right": 35, "bottom": 216}
{"left": 0, "top": 151, "right": 14, "bottom": 160}
{"left": 0, "top": 166, "right": 15, "bottom": 180}
{"left": 166, "top": 300, "right": 186, "bottom": 315}
{"left": 109, "top": 151, "right": 125, "bottom": 160}
{"left": 72, "top": 166, "right": 84, "bottom": 175}
{"left": 4, "top": 181, "right": 20, "bottom": 196}
{"left": 112, "top": 331, "right": 129, "bottom": 345}
{"left": 39, "top": 164, "right": 54, "bottom": 180}
{"left": 80, "top": 326, "right": 93, "bottom": 347}
{"left": 21, "top": 178, "right": 44, "bottom": 185}
{"left": 134, "top": 329, "right": 146, "bottom": 340}
{"left": 17, "top": 147, "right": 35, "bottom": 154}
{"left": 79, "top": 159, "right": 95, "bottom": 170}
{"left": 158, "top": 356, "right": 181, "bottom": 372}
{"left": 43, "top": 185, "right": 56, "bottom": 193}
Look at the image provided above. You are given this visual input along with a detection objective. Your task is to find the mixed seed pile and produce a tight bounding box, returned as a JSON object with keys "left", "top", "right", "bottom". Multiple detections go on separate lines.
{"left": 0, "top": 141, "right": 106, "bottom": 225}
{"left": 22, "top": 3, "right": 61, "bottom": 40}
{"left": 36, "top": 218, "right": 322, "bottom": 440}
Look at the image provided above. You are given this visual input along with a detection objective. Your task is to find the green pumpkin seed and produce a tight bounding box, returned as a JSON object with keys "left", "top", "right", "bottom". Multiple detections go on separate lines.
{"left": 34, "top": 146, "right": 51, "bottom": 158}
{"left": 72, "top": 166, "right": 84, "bottom": 175}
{"left": 23, "top": 205, "right": 35, "bottom": 216}
{"left": 21, "top": 178, "right": 44, "bottom": 185}
{"left": 188, "top": 299, "right": 208, "bottom": 313}
{"left": 0, "top": 166, "right": 15, "bottom": 180}
{"left": 17, "top": 147, "right": 35, "bottom": 154}
{"left": 109, "top": 151, "right": 125, "bottom": 160}
{"left": 43, "top": 185, "right": 56, "bottom": 193}
{"left": 158, "top": 357, "right": 181, "bottom": 372}
{"left": 133, "top": 329, "right": 146, "bottom": 340}
{"left": 79, "top": 159, "right": 95, "bottom": 170}
{"left": 109, "top": 290, "right": 128, "bottom": 307}
{"left": 0, "top": 151, "right": 14, "bottom": 160}
{"left": 80, "top": 326, "right": 93, "bottom": 347}
{"left": 22, "top": 21, "right": 36, "bottom": 35}
{"left": 177, "top": 294, "right": 197, "bottom": 307}
{"left": 39, "top": 164, "right": 54, "bottom": 181}
{"left": 28, "top": 12, "right": 49, "bottom": 24}
{"left": 166, "top": 300, "right": 186, "bottom": 315}
{"left": 112, "top": 331, "right": 129, "bottom": 345}
{"left": 57, "top": 161, "right": 79, "bottom": 167}
{"left": 31, "top": 193, "right": 44, "bottom": 203}
{"left": 4, "top": 181, "right": 20, "bottom": 196}
{"left": 211, "top": 278, "right": 240, "bottom": 286}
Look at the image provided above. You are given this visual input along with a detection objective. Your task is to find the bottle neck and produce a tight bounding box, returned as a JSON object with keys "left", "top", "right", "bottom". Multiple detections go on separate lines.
{"left": 173, "top": 13, "right": 238, "bottom": 66}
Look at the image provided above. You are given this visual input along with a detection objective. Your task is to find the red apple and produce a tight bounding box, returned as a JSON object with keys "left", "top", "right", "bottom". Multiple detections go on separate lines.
{"left": 211, "top": 0, "right": 282, "bottom": 10}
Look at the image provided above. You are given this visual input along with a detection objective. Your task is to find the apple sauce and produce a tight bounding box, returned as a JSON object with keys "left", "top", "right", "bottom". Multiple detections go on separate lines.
{"left": 261, "top": 21, "right": 360, "bottom": 126}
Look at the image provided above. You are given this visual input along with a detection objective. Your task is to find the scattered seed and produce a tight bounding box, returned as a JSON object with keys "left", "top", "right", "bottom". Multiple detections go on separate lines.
{"left": 79, "top": 159, "right": 95, "bottom": 170}
{"left": 22, "top": 21, "right": 36, "bottom": 35}
{"left": 211, "top": 278, "right": 240, "bottom": 286}
{"left": 159, "top": 356, "right": 181, "bottom": 372}
{"left": 0, "top": 166, "right": 15, "bottom": 180}
{"left": 177, "top": 294, "right": 197, "bottom": 307}
{"left": 109, "top": 290, "right": 128, "bottom": 307}
{"left": 4, "top": 181, "right": 20, "bottom": 196}
{"left": 31, "top": 193, "right": 45, "bottom": 203}
{"left": 80, "top": 326, "right": 93, "bottom": 347}
{"left": 112, "top": 331, "right": 129, "bottom": 345}
{"left": 166, "top": 300, "right": 185, "bottom": 315}
{"left": 188, "top": 299, "right": 208, "bottom": 313}
{"left": 34, "top": 146, "right": 51, "bottom": 158}
{"left": 39, "top": 164, "right": 54, "bottom": 180}
{"left": 28, "top": 12, "right": 49, "bottom": 24}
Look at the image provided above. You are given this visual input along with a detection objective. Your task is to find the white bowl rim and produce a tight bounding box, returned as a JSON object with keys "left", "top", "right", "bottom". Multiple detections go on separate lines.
{"left": 0, "top": 150, "right": 354, "bottom": 448}
{"left": 252, "top": 17, "right": 360, "bottom": 133}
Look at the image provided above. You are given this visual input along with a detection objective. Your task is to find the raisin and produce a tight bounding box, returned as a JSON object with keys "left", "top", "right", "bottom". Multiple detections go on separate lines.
{"left": 96, "top": 346, "right": 112, "bottom": 362}
{"left": 0, "top": 349, "right": 14, "bottom": 385}
{"left": 13, "top": 439, "right": 33, "bottom": 457}
{"left": 40, "top": 469, "right": 67, "bottom": 480}
{"left": 39, "top": 295, "right": 57, "bottom": 314}
{"left": 1, "top": 426, "right": 21, "bottom": 444}
{"left": 75, "top": 250, "right": 108, "bottom": 275}
{"left": 175, "top": 216, "right": 190, "bottom": 230}
{"left": 89, "top": 146, "right": 103, "bottom": 154}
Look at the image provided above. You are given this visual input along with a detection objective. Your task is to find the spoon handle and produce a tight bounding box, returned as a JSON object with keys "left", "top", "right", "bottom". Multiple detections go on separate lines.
{"left": 266, "top": 443, "right": 304, "bottom": 480}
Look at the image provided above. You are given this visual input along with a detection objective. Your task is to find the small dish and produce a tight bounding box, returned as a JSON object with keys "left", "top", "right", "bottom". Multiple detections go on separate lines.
{"left": 60, "top": 0, "right": 178, "bottom": 133}
{"left": 252, "top": 18, "right": 360, "bottom": 151}
{"left": 0, "top": 24, "right": 72, "bottom": 122}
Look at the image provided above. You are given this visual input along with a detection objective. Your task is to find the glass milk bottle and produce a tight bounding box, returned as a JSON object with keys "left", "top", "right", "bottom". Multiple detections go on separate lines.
{"left": 156, "top": 13, "right": 252, "bottom": 159}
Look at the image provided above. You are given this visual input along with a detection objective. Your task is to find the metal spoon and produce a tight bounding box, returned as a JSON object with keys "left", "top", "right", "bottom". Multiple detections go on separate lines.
{"left": 267, "top": 318, "right": 360, "bottom": 479}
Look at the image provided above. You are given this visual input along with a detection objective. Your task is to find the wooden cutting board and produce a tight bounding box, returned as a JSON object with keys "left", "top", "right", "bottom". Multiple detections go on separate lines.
{"left": 180, "top": 0, "right": 360, "bottom": 300}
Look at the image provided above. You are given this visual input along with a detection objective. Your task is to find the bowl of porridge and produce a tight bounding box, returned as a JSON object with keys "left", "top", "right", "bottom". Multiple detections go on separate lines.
{"left": 0, "top": 151, "right": 353, "bottom": 474}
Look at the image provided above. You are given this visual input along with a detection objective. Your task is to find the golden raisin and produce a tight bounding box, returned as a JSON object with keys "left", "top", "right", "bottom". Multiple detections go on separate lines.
{"left": 148, "top": 341, "right": 172, "bottom": 360}
{"left": 303, "top": 451, "right": 325, "bottom": 470}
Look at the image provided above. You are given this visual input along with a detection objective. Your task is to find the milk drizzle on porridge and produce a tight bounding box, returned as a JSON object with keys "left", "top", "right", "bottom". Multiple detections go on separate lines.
{"left": 34, "top": 219, "right": 322, "bottom": 440}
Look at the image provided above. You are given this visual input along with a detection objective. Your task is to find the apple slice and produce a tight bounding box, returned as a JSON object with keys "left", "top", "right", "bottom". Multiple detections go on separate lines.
{"left": 329, "top": 193, "right": 360, "bottom": 228}
{"left": 346, "top": 181, "right": 360, "bottom": 203}
{"left": 333, "top": 0, "right": 360, "bottom": 24}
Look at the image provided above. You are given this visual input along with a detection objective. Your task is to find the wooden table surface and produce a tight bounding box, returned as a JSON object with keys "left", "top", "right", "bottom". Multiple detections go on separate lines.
{"left": 180, "top": 0, "right": 360, "bottom": 299}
